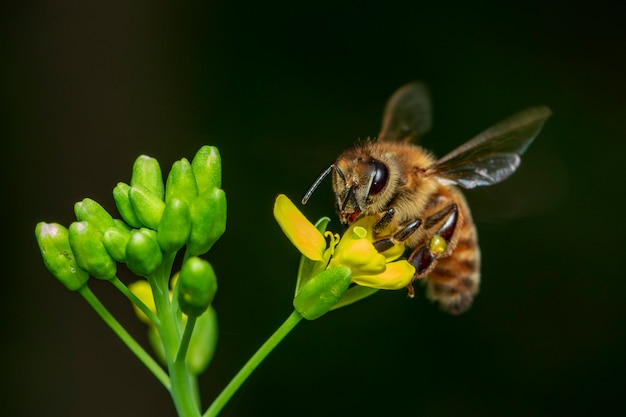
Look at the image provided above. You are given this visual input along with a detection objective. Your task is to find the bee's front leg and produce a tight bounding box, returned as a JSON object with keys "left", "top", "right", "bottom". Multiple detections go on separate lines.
{"left": 373, "top": 208, "right": 395, "bottom": 233}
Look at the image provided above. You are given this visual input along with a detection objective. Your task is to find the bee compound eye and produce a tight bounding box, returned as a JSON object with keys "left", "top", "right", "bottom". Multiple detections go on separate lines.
{"left": 369, "top": 160, "right": 389, "bottom": 195}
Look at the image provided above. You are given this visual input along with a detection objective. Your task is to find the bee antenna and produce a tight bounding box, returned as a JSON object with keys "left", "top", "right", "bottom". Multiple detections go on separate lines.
{"left": 302, "top": 165, "right": 342, "bottom": 204}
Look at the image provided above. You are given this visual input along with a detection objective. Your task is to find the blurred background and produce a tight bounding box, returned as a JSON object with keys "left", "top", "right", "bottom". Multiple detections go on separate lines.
{"left": 3, "top": 1, "right": 625, "bottom": 416}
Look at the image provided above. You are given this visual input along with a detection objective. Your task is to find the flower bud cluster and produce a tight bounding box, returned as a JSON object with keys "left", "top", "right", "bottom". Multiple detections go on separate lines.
{"left": 35, "top": 146, "right": 225, "bottom": 379}
{"left": 35, "top": 146, "right": 226, "bottom": 294}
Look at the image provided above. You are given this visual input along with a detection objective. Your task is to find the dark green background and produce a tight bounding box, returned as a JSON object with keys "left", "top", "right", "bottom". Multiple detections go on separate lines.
{"left": 4, "top": 1, "right": 625, "bottom": 416}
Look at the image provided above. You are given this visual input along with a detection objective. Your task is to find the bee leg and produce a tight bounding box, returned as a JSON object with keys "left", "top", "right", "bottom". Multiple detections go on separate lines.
{"left": 410, "top": 246, "right": 436, "bottom": 277}
{"left": 373, "top": 208, "right": 395, "bottom": 233}
{"left": 395, "top": 218, "right": 423, "bottom": 241}
{"left": 409, "top": 204, "right": 459, "bottom": 277}
{"left": 373, "top": 218, "right": 422, "bottom": 252}
{"left": 406, "top": 283, "right": 416, "bottom": 298}
{"left": 423, "top": 203, "right": 457, "bottom": 231}
{"left": 428, "top": 203, "right": 458, "bottom": 245}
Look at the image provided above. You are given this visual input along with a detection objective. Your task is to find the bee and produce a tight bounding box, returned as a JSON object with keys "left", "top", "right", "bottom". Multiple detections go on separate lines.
{"left": 302, "top": 82, "right": 552, "bottom": 314}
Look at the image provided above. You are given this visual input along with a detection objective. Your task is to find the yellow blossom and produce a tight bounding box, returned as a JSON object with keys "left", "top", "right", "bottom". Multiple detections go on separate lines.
{"left": 128, "top": 280, "right": 157, "bottom": 325}
{"left": 351, "top": 260, "right": 418, "bottom": 290}
{"left": 273, "top": 194, "right": 329, "bottom": 261}
{"left": 273, "top": 194, "right": 416, "bottom": 291}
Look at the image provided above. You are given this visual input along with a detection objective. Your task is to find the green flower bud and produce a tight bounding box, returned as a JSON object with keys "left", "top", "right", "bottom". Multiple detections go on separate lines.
{"left": 125, "top": 228, "right": 163, "bottom": 277}
{"left": 103, "top": 226, "right": 131, "bottom": 262}
{"left": 112, "top": 218, "right": 132, "bottom": 233}
{"left": 178, "top": 257, "right": 217, "bottom": 317}
{"left": 131, "top": 155, "right": 164, "bottom": 200}
{"left": 191, "top": 146, "right": 222, "bottom": 195}
{"left": 74, "top": 198, "right": 115, "bottom": 232}
{"left": 157, "top": 198, "right": 192, "bottom": 253}
{"left": 165, "top": 158, "right": 198, "bottom": 205}
{"left": 68, "top": 221, "right": 117, "bottom": 280}
{"left": 113, "top": 182, "right": 143, "bottom": 228}
{"left": 187, "top": 306, "right": 218, "bottom": 375}
{"left": 35, "top": 222, "right": 89, "bottom": 291}
{"left": 187, "top": 188, "right": 226, "bottom": 256}
{"left": 293, "top": 266, "right": 351, "bottom": 320}
{"left": 129, "top": 184, "right": 165, "bottom": 230}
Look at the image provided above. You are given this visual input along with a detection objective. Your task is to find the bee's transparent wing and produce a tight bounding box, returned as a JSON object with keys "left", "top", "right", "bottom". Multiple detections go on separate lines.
{"left": 378, "top": 82, "right": 432, "bottom": 142}
{"left": 431, "top": 106, "right": 552, "bottom": 189}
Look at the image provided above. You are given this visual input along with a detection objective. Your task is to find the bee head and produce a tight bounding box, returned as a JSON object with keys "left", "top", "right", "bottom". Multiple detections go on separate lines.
{"left": 332, "top": 157, "right": 391, "bottom": 225}
{"left": 302, "top": 148, "right": 396, "bottom": 226}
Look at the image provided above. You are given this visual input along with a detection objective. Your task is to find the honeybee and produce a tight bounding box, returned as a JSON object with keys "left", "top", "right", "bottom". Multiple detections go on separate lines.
{"left": 302, "top": 83, "right": 552, "bottom": 314}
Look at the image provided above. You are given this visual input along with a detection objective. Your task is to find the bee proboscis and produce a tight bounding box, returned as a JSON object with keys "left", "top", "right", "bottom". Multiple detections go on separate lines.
{"left": 303, "top": 83, "right": 552, "bottom": 314}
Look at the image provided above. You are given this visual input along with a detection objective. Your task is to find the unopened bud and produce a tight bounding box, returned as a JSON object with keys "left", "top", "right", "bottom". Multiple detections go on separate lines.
{"left": 191, "top": 146, "right": 222, "bottom": 195}
{"left": 157, "top": 198, "right": 192, "bottom": 253}
{"left": 178, "top": 257, "right": 217, "bottom": 317}
{"left": 35, "top": 222, "right": 89, "bottom": 291}
{"left": 74, "top": 198, "right": 115, "bottom": 232}
{"left": 293, "top": 266, "right": 351, "bottom": 320}
{"left": 187, "top": 188, "right": 226, "bottom": 256}
{"left": 187, "top": 306, "right": 218, "bottom": 375}
{"left": 113, "top": 182, "right": 143, "bottom": 228}
{"left": 103, "top": 226, "right": 131, "bottom": 262}
{"left": 165, "top": 158, "right": 198, "bottom": 205}
{"left": 131, "top": 155, "right": 164, "bottom": 200}
{"left": 68, "top": 221, "right": 117, "bottom": 280}
{"left": 129, "top": 184, "right": 165, "bottom": 230}
{"left": 125, "top": 228, "right": 163, "bottom": 277}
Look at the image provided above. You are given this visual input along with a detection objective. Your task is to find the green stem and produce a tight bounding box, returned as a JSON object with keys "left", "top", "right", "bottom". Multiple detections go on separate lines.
{"left": 177, "top": 316, "right": 201, "bottom": 410}
{"left": 78, "top": 285, "right": 170, "bottom": 389}
{"left": 189, "top": 371, "right": 201, "bottom": 409}
{"left": 151, "top": 259, "right": 200, "bottom": 417}
{"left": 176, "top": 316, "right": 197, "bottom": 364}
{"left": 203, "top": 310, "right": 303, "bottom": 417}
{"left": 110, "top": 276, "right": 160, "bottom": 326}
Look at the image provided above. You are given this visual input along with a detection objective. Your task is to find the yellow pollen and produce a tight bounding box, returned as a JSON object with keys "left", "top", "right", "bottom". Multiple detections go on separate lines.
{"left": 429, "top": 234, "right": 447, "bottom": 254}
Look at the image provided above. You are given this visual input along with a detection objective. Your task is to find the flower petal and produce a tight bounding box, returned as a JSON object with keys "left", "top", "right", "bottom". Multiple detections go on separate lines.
{"left": 378, "top": 242, "right": 405, "bottom": 262}
{"left": 128, "top": 280, "right": 157, "bottom": 325}
{"left": 352, "top": 260, "right": 416, "bottom": 290}
{"left": 274, "top": 194, "right": 326, "bottom": 261}
{"left": 330, "top": 239, "right": 387, "bottom": 276}
{"left": 346, "top": 216, "right": 406, "bottom": 262}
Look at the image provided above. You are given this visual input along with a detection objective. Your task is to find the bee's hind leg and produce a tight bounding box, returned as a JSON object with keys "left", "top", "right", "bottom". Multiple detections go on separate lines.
{"left": 408, "top": 203, "right": 459, "bottom": 277}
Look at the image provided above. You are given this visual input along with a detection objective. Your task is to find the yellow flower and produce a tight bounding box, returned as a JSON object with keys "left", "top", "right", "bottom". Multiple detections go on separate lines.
{"left": 351, "top": 260, "right": 417, "bottom": 290}
{"left": 128, "top": 280, "right": 157, "bottom": 325}
{"left": 273, "top": 194, "right": 415, "bottom": 291}
{"left": 128, "top": 274, "right": 178, "bottom": 326}
{"left": 273, "top": 194, "right": 336, "bottom": 262}
{"left": 128, "top": 276, "right": 219, "bottom": 374}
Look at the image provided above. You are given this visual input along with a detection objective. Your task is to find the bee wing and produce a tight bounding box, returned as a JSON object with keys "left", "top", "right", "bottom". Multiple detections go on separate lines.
{"left": 378, "top": 82, "right": 432, "bottom": 142}
{"left": 431, "top": 106, "right": 552, "bottom": 189}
